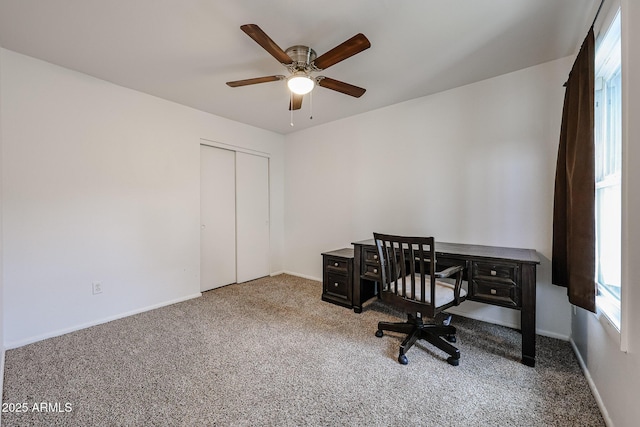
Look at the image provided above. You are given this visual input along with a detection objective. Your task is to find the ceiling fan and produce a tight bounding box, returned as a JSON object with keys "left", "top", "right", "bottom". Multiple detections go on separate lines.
{"left": 226, "top": 24, "right": 371, "bottom": 111}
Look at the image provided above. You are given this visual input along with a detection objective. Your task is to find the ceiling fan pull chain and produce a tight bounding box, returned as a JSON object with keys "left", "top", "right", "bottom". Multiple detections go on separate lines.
{"left": 310, "top": 90, "right": 313, "bottom": 120}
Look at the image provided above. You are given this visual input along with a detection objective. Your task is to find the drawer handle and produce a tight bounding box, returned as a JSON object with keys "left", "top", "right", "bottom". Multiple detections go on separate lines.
{"left": 490, "top": 270, "right": 497, "bottom": 276}
{"left": 334, "top": 282, "right": 339, "bottom": 287}
{"left": 373, "top": 268, "right": 378, "bottom": 274}
{"left": 490, "top": 289, "right": 497, "bottom": 295}
{"left": 373, "top": 254, "right": 378, "bottom": 260}
{"left": 334, "top": 262, "right": 339, "bottom": 267}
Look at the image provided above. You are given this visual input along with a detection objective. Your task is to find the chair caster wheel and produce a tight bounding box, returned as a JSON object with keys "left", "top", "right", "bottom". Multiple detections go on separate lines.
{"left": 442, "top": 314, "right": 452, "bottom": 326}
{"left": 375, "top": 330, "right": 383, "bottom": 338}
{"left": 447, "top": 357, "right": 460, "bottom": 366}
{"left": 445, "top": 334, "right": 457, "bottom": 343}
{"left": 398, "top": 354, "right": 408, "bottom": 365}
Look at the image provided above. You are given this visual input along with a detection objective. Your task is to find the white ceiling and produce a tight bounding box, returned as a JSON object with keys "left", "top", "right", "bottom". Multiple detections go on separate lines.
{"left": 0, "top": 0, "right": 598, "bottom": 135}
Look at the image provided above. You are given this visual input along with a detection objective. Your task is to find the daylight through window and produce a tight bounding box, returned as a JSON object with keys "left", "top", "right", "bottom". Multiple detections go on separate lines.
{"left": 594, "top": 10, "right": 622, "bottom": 329}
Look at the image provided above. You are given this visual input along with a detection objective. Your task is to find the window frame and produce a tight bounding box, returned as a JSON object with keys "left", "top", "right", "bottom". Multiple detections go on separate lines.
{"left": 594, "top": 8, "right": 622, "bottom": 332}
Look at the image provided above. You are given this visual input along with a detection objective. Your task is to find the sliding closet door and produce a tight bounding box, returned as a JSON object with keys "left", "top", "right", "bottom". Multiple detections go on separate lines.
{"left": 236, "top": 152, "right": 270, "bottom": 283}
{"left": 200, "top": 145, "right": 236, "bottom": 291}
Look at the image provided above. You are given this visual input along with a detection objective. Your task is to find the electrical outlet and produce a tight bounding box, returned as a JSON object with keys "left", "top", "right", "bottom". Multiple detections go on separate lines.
{"left": 92, "top": 281, "right": 103, "bottom": 295}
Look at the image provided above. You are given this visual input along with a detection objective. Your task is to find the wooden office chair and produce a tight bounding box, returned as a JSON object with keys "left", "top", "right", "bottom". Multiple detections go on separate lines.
{"left": 373, "top": 233, "right": 467, "bottom": 366}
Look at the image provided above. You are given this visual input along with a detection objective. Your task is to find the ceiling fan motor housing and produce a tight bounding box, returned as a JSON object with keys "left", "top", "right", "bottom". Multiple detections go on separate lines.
{"left": 285, "top": 45, "right": 317, "bottom": 71}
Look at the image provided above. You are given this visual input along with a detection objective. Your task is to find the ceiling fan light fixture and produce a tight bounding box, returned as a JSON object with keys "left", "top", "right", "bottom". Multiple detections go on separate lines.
{"left": 287, "top": 73, "right": 315, "bottom": 95}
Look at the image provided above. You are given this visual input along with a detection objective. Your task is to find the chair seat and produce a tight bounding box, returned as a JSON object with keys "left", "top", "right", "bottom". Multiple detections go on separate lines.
{"left": 398, "top": 274, "right": 467, "bottom": 308}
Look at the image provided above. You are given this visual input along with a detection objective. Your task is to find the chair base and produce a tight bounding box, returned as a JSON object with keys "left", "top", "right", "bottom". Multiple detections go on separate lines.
{"left": 376, "top": 314, "right": 460, "bottom": 366}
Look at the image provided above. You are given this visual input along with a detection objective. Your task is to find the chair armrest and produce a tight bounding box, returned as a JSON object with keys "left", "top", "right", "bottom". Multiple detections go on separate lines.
{"left": 436, "top": 264, "right": 466, "bottom": 305}
{"left": 434, "top": 265, "right": 464, "bottom": 279}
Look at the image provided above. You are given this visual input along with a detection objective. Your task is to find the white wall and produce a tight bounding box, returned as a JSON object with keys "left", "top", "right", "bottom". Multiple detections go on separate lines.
{"left": 571, "top": 1, "right": 640, "bottom": 426}
{"left": 0, "top": 48, "right": 285, "bottom": 348}
{"left": 284, "top": 56, "right": 574, "bottom": 339}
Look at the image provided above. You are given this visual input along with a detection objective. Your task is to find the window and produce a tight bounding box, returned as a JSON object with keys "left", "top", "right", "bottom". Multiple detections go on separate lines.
{"left": 594, "top": 10, "right": 622, "bottom": 329}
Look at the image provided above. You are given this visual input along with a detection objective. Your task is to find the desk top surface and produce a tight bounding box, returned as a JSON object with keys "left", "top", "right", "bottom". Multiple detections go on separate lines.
{"left": 352, "top": 239, "right": 540, "bottom": 264}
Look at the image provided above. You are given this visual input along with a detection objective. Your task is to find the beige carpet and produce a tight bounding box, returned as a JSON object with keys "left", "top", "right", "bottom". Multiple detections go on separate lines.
{"left": 2, "top": 274, "right": 604, "bottom": 426}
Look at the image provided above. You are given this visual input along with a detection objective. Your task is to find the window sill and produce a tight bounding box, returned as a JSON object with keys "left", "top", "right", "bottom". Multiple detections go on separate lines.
{"left": 595, "top": 294, "right": 621, "bottom": 345}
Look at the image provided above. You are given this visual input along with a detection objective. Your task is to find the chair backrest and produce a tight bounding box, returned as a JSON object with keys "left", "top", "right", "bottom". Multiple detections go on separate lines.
{"left": 374, "top": 233, "right": 439, "bottom": 318}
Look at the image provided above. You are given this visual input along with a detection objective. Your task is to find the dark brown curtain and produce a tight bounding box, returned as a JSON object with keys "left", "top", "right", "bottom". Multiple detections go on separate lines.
{"left": 552, "top": 28, "right": 596, "bottom": 312}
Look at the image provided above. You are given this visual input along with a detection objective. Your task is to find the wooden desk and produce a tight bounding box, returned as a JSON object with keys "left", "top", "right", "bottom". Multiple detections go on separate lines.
{"left": 352, "top": 239, "right": 540, "bottom": 367}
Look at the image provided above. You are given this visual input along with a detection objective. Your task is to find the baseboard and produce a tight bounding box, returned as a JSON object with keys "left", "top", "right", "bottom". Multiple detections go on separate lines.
{"left": 281, "top": 270, "right": 322, "bottom": 282}
{"left": 534, "top": 328, "right": 570, "bottom": 341}
{"left": 447, "top": 306, "right": 570, "bottom": 341}
{"left": 570, "top": 337, "right": 614, "bottom": 426}
{"left": 5, "top": 293, "right": 202, "bottom": 350}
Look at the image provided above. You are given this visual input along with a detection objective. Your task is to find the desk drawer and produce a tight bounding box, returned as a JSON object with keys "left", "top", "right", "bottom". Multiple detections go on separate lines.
{"left": 362, "top": 263, "right": 381, "bottom": 281}
{"left": 364, "top": 247, "right": 381, "bottom": 263}
{"left": 325, "top": 256, "right": 350, "bottom": 273}
{"left": 322, "top": 249, "right": 353, "bottom": 309}
{"left": 473, "top": 261, "right": 518, "bottom": 283}
{"left": 471, "top": 279, "right": 520, "bottom": 308}
{"left": 325, "top": 271, "right": 350, "bottom": 300}
{"left": 471, "top": 261, "right": 520, "bottom": 308}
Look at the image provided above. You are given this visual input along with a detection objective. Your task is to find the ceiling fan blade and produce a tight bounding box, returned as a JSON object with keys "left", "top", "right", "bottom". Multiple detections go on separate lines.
{"left": 240, "top": 24, "right": 293, "bottom": 65}
{"left": 226, "top": 75, "right": 284, "bottom": 87}
{"left": 317, "top": 77, "right": 366, "bottom": 98}
{"left": 289, "top": 93, "right": 303, "bottom": 110}
{"left": 313, "top": 33, "right": 370, "bottom": 70}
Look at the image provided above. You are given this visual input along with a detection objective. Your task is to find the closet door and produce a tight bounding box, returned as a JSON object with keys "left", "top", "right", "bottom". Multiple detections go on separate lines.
{"left": 236, "top": 152, "right": 270, "bottom": 283}
{"left": 200, "top": 145, "right": 236, "bottom": 291}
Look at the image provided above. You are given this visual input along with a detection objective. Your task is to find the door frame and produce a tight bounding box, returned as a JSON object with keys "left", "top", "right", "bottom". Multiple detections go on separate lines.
{"left": 199, "top": 139, "right": 271, "bottom": 288}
